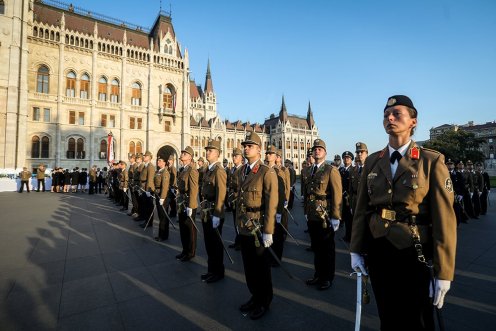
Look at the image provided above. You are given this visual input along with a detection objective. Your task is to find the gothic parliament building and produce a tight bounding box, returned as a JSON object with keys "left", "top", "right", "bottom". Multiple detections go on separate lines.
{"left": 0, "top": 0, "right": 319, "bottom": 174}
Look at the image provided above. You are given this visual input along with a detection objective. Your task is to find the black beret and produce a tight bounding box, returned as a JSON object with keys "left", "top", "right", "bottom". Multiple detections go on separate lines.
{"left": 384, "top": 95, "right": 417, "bottom": 113}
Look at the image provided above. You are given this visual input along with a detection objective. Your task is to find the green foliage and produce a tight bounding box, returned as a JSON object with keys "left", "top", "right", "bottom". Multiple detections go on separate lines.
{"left": 423, "top": 130, "right": 485, "bottom": 162}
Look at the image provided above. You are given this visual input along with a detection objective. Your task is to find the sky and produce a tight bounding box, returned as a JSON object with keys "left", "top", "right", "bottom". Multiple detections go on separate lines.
{"left": 66, "top": 0, "right": 496, "bottom": 157}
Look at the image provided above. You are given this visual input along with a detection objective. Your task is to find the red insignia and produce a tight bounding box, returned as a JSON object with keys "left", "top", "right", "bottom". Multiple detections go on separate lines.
{"left": 410, "top": 147, "right": 420, "bottom": 160}
{"left": 252, "top": 164, "right": 260, "bottom": 174}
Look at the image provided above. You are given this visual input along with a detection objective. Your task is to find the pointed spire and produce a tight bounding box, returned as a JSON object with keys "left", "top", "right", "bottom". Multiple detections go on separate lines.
{"left": 204, "top": 58, "right": 214, "bottom": 94}
{"left": 279, "top": 95, "right": 288, "bottom": 123}
{"left": 307, "top": 101, "right": 315, "bottom": 128}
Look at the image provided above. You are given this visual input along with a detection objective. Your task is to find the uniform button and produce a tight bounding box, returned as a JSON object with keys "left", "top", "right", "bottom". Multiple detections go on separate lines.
{"left": 387, "top": 189, "right": 392, "bottom": 194}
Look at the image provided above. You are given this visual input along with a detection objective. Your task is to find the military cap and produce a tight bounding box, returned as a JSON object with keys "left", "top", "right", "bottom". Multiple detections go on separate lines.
{"left": 334, "top": 154, "right": 341, "bottom": 161}
{"left": 136, "top": 153, "right": 143, "bottom": 159}
{"left": 265, "top": 145, "right": 277, "bottom": 154}
{"left": 119, "top": 160, "right": 127, "bottom": 166}
{"left": 475, "top": 162, "right": 483, "bottom": 167}
{"left": 144, "top": 151, "right": 153, "bottom": 158}
{"left": 466, "top": 160, "right": 473, "bottom": 165}
{"left": 306, "top": 150, "right": 313, "bottom": 157}
{"left": 312, "top": 138, "right": 326, "bottom": 151}
{"left": 355, "top": 142, "right": 368, "bottom": 152}
{"left": 302, "top": 160, "right": 308, "bottom": 166}
{"left": 342, "top": 151, "right": 354, "bottom": 160}
{"left": 284, "top": 159, "right": 293, "bottom": 165}
{"left": 197, "top": 157, "right": 205, "bottom": 162}
{"left": 181, "top": 146, "right": 194, "bottom": 156}
{"left": 384, "top": 95, "right": 417, "bottom": 113}
{"left": 276, "top": 149, "right": 283, "bottom": 157}
{"left": 241, "top": 132, "right": 261, "bottom": 146}
{"left": 223, "top": 158, "right": 228, "bottom": 163}
{"left": 232, "top": 147, "right": 243, "bottom": 156}
{"left": 205, "top": 139, "right": 221, "bottom": 151}
{"left": 456, "top": 160, "right": 464, "bottom": 166}
{"left": 445, "top": 159, "right": 454, "bottom": 165}
{"left": 168, "top": 155, "right": 175, "bottom": 161}
{"left": 128, "top": 154, "right": 136, "bottom": 159}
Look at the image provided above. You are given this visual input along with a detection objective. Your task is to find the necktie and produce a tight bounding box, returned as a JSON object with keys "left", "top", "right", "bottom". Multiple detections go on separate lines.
{"left": 358, "top": 166, "right": 362, "bottom": 175}
{"left": 390, "top": 151, "right": 402, "bottom": 164}
{"left": 245, "top": 165, "right": 251, "bottom": 177}
{"left": 311, "top": 165, "right": 317, "bottom": 177}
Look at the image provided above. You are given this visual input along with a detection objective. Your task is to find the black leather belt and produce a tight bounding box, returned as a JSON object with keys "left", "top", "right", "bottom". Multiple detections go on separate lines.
{"left": 308, "top": 194, "right": 326, "bottom": 201}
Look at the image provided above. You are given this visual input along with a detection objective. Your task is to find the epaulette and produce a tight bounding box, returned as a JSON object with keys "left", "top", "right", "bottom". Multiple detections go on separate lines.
{"left": 420, "top": 146, "right": 441, "bottom": 155}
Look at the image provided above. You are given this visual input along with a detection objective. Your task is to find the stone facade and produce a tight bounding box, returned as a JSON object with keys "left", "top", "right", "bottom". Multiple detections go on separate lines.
{"left": 0, "top": 0, "right": 318, "bottom": 174}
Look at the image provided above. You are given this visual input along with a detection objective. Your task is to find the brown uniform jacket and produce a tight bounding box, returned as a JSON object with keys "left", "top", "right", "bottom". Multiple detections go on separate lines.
{"left": 201, "top": 162, "right": 227, "bottom": 219}
{"left": 177, "top": 164, "right": 199, "bottom": 209}
{"left": 288, "top": 167, "right": 296, "bottom": 187}
{"left": 274, "top": 165, "right": 290, "bottom": 214}
{"left": 349, "top": 164, "right": 364, "bottom": 213}
{"left": 228, "top": 165, "right": 243, "bottom": 207}
{"left": 140, "top": 162, "right": 155, "bottom": 191}
{"left": 198, "top": 165, "right": 208, "bottom": 192}
{"left": 350, "top": 142, "right": 457, "bottom": 280}
{"left": 154, "top": 167, "right": 170, "bottom": 200}
{"left": 168, "top": 165, "right": 177, "bottom": 189}
{"left": 128, "top": 163, "right": 135, "bottom": 185}
{"left": 462, "top": 171, "right": 474, "bottom": 193}
{"left": 20, "top": 170, "right": 31, "bottom": 181}
{"left": 304, "top": 163, "right": 342, "bottom": 222}
{"left": 89, "top": 169, "right": 97, "bottom": 182}
{"left": 37, "top": 166, "right": 46, "bottom": 179}
{"left": 301, "top": 165, "right": 311, "bottom": 197}
{"left": 235, "top": 160, "right": 278, "bottom": 236}
{"left": 473, "top": 171, "right": 483, "bottom": 192}
{"left": 118, "top": 169, "right": 128, "bottom": 190}
{"left": 133, "top": 163, "right": 142, "bottom": 187}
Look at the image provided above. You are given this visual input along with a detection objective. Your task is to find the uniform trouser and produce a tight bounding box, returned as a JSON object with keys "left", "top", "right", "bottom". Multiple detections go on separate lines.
{"left": 120, "top": 189, "right": 128, "bottom": 209}
{"left": 169, "top": 193, "right": 177, "bottom": 217}
{"left": 19, "top": 180, "right": 30, "bottom": 192}
{"left": 288, "top": 189, "right": 295, "bottom": 210}
{"left": 37, "top": 179, "right": 45, "bottom": 191}
{"left": 342, "top": 201, "right": 353, "bottom": 240}
{"left": 463, "top": 193, "right": 475, "bottom": 218}
{"left": 140, "top": 195, "right": 153, "bottom": 220}
{"left": 240, "top": 234, "right": 273, "bottom": 308}
{"left": 308, "top": 221, "right": 335, "bottom": 282}
{"left": 272, "top": 220, "right": 287, "bottom": 261}
{"left": 97, "top": 180, "right": 103, "bottom": 193}
{"left": 89, "top": 181, "right": 96, "bottom": 194}
{"left": 366, "top": 237, "right": 434, "bottom": 331}
{"left": 178, "top": 208, "right": 197, "bottom": 257}
{"left": 201, "top": 215, "right": 225, "bottom": 276}
{"left": 155, "top": 197, "right": 169, "bottom": 239}
{"left": 480, "top": 190, "right": 488, "bottom": 215}
{"left": 131, "top": 189, "right": 139, "bottom": 214}
{"left": 472, "top": 192, "right": 481, "bottom": 217}
{"left": 232, "top": 208, "right": 240, "bottom": 245}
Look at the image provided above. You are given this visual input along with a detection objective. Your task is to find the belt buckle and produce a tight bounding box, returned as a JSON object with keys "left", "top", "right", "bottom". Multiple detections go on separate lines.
{"left": 381, "top": 209, "right": 396, "bottom": 221}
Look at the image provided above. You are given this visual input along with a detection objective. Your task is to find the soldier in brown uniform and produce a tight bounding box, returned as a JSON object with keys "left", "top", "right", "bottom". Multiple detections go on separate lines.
{"left": 304, "top": 139, "right": 342, "bottom": 291}
{"left": 18, "top": 167, "right": 32, "bottom": 193}
{"left": 138, "top": 151, "right": 156, "bottom": 228}
{"left": 197, "top": 157, "right": 207, "bottom": 198}
{"left": 468, "top": 160, "right": 483, "bottom": 218}
{"left": 236, "top": 132, "right": 278, "bottom": 320}
{"left": 118, "top": 160, "right": 129, "bottom": 211}
{"left": 228, "top": 147, "right": 244, "bottom": 250}
{"left": 167, "top": 155, "right": 178, "bottom": 218}
{"left": 350, "top": 95, "right": 457, "bottom": 331}
{"left": 88, "top": 165, "right": 97, "bottom": 194}
{"left": 285, "top": 159, "right": 297, "bottom": 210}
{"left": 131, "top": 154, "right": 143, "bottom": 219}
{"left": 154, "top": 156, "right": 170, "bottom": 241}
{"left": 127, "top": 154, "right": 138, "bottom": 216}
{"left": 460, "top": 161, "right": 475, "bottom": 218}
{"left": 199, "top": 140, "right": 227, "bottom": 283}
{"left": 272, "top": 149, "right": 290, "bottom": 263}
{"left": 36, "top": 163, "right": 46, "bottom": 192}
{"left": 176, "top": 146, "right": 199, "bottom": 262}
{"left": 349, "top": 142, "right": 368, "bottom": 216}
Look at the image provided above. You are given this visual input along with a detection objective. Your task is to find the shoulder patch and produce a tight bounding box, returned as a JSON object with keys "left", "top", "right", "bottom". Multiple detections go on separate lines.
{"left": 445, "top": 177, "right": 453, "bottom": 193}
{"left": 420, "top": 147, "right": 441, "bottom": 155}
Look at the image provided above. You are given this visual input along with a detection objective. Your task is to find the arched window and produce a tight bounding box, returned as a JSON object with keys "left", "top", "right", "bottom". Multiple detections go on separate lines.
{"left": 80, "top": 73, "right": 90, "bottom": 99}
{"left": 98, "top": 77, "right": 107, "bottom": 101}
{"left": 129, "top": 141, "right": 135, "bottom": 155}
{"left": 110, "top": 79, "right": 119, "bottom": 103}
{"left": 41, "top": 136, "right": 49, "bottom": 158}
{"left": 67, "top": 138, "right": 75, "bottom": 159}
{"left": 36, "top": 65, "right": 49, "bottom": 94}
{"left": 136, "top": 141, "right": 142, "bottom": 154}
{"left": 66, "top": 71, "right": 76, "bottom": 97}
{"left": 76, "top": 138, "right": 84, "bottom": 159}
{"left": 131, "top": 82, "right": 141, "bottom": 106}
{"left": 162, "top": 85, "right": 175, "bottom": 111}
{"left": 31, "top": 136, "right": 40, "bottom": 158}
{"left": 100, "top": 139, "right": 107, "bottom": 159}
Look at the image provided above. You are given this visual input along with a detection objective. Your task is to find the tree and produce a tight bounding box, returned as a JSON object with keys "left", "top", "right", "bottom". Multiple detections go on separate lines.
{"left": 423, "top": 130, "right": 485, "bottom": 163}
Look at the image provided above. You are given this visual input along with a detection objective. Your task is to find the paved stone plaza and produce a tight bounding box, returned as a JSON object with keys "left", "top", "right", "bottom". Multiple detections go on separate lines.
{"left": 0, "top": 186, "right": 495, "bottom": 330}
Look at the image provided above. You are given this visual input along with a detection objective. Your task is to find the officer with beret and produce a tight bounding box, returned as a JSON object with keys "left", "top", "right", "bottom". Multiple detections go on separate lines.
{"left": 154, "top": 155, "right": 170, "bottom": 241}
{"left": 237, "top": 132, "right": 278, "bottom": 320}
{"left": 228, "top": 147, "right": 245, "bottom": 250}
{"left": 340, "top": 151, "right": 354, "bottom": 242}
{"left": 200, "top": 139, "right": 227, "bottom": 283}
{"left": 350, "top": 95, "right": 457, "bottom": 330}
{"left": 176, "top": 146, "right": 199, "bottom": 262}
{"left": 304, "top": 139, "right": 342, "bottom": 290}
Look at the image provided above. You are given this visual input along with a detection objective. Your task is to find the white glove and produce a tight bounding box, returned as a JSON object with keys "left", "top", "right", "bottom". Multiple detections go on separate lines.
{"left": 276, "top": 214, "right": 282, "bottom": 223}
{"left": 171, "top": 188, "right": 176, "bottom": 195}
{"left": 186, "top": 207, "right": 193, "bottom": 217}
{"left": 470, "top": 192, "right": 473, "bottom": 198}
{"left": 429, "top": 279, "right": 451, "bottom": 309}
{"left": 212, "top": 216, "right": 220, "bottom": 229}
{"left": 478, "top": 191, "right": 482, "bottom": 196}
{"left": 145, "top": 191, "right": 151, "bottom": 198}
{"left": 304, "top": 215, "right": 308, "bottom": 222}
{"left": 456, "top": 195, "right": 463, "bottom": 202}
{"left": 350, "top": 253, "right": 368, "bottom": 275}
{"left": 284, "top": 201, "right": 288, "bottom": 208}
{"left": 331, "top": 218, "right": 340, "bottom": 231}
{"left": 262, "top": 233, "right": 273, "bottom": 248}
{"left": 301, "top": 195, "right": 304, "bottom": 200}
{"left": 159, "top": 198, "right": 165, "bottom": 205}
{"left": 123, "top": 188, "right": 127, "bottom": 193}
